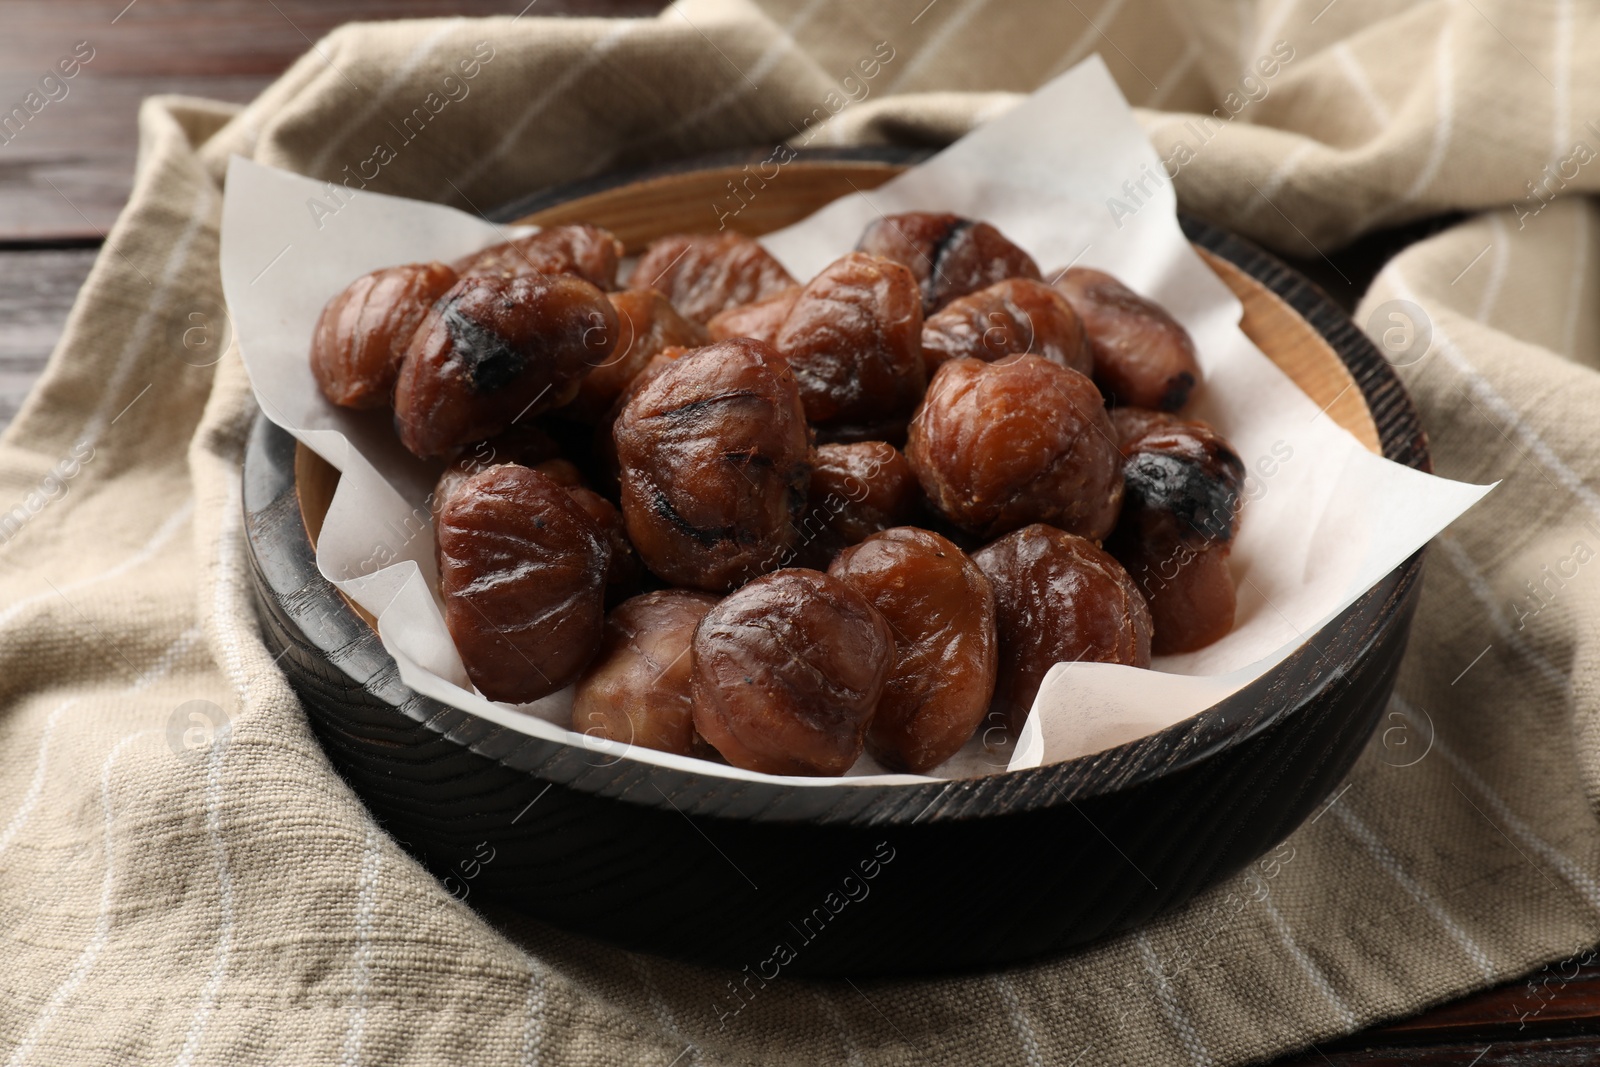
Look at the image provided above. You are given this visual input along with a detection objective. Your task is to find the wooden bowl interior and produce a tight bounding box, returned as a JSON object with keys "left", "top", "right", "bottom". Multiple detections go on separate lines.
{"left": 297, "top": 160, "right": 1382, "bottom": 559}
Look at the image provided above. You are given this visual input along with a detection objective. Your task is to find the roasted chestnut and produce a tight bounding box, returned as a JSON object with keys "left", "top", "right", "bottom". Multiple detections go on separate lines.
{"left": 856, "top": 212, "right": 1041, "bottom": 314}
{"left": 691, "top": 568, "right": 894, "bottom": 776}
{"left": 1108, "top": 408, "right": 1244, "bottom": 654}
{"left": 562, "top": 289, "right": 709, "bottom": 423}
{"left": 310, "top": 261, "right": 458, "bottom": 409}
{"left": 1053, "top": 267, "right": 1202, "bottom": 411}
{"left": 437, "top": 465, "right": 611, "bottom": 704}
{"left": 830, "top": 527, "right": 997, "bottom": 773}
{"left": 920, "top": 278, "right": 1091, "bottom": 377}
{"left": 614, "top": 338, "right": 811, "bottom": 592}
{"left": 973, "top": 524, "right": 1152, "bottom": 733}
{"left": 793, "top": 441, "right": 921, "bottom": 569}
{"left": 572, "top": 589, "right": 720, "bottom": 756}
{"left": 906, "top": 354, "right": 1123, "bottom": 541}
{"left": 430, "top": 421, "right": 564, "bottom": 527}
{"left": 628, "top": 233, "right": 796, "bottom": 324}
{"left": 453, "top": 223, "right": 623, "bottom": 290}
{"left": 707, "top": 285, "right": 801, "bottom": 346}
{"left": 774, "top": 252, "right": 925, "bottom": 441}
{"left": 394, "top": 273, "right": 617, "bottom": 458}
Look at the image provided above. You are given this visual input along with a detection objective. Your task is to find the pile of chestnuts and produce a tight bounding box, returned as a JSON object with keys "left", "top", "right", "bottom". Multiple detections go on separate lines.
{"left": 309, "top": 213, "right": 1244, "bottom": 776}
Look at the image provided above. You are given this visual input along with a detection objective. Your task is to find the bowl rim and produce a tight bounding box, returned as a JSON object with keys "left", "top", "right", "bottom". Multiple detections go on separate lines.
{"left": 257, "top": 147, "right": 1430, "bottom": 826}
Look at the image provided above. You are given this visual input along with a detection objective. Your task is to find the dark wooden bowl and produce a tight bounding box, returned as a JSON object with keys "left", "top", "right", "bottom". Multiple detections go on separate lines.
{"left": 243, "top": 148, "right": 1427, "bottom": 977}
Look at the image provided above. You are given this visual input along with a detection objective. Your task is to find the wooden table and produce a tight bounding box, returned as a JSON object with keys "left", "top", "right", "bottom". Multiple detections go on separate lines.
{"left": 1, "top": 4, "right": 1592, "bottom": 1063}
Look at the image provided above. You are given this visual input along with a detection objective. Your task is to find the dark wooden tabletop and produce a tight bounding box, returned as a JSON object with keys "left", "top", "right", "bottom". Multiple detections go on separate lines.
{"left": 1, "top": 3, "right": 1592, "bottom": 1063}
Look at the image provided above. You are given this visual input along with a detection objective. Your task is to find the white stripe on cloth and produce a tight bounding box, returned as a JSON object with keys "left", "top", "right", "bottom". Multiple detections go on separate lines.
{"left": 1551, "top": 0, "right": 1573, "bottom": 166}
{"left": 655, "top": 17, "right": 803, "bottom": 143}
{"left": 1144, "top": 40, "right": 1200, "bottom": 110}
{"left": 445, "top": 20, "right": 645, "bottom": 198}
{"left": 812, "top": 989, "right": 864, "bottom": 1067}
{"left": 1331, "top": 805, "right": 1497, "bottom": 980}
{"left": 79, "top": 183, "right": 217, "bottom": 450}
{"left": 1261, "top": 896, "right": 1357, "bottom": 1029}
{"left": 339, "top": 820, "right": 384, "bottom": 1067}
{"left": 630, "top": 956, "right": 698, "bottom": 1066}
{"left": 0, "top": 498, "right": 194, "bottom": 633}
{"left": 1561, "top": 207, "right": 1588, "bottom": 356}
{"left": 520, "top": 958, "right": 547, "bottom": 1067}
{"left": 306, "top": 19, "right": 469, "bottom": 177}
{"left": 1390, "top": 269, "right": 1600, "bottom": 528}
{"left": 1397, "top": 18, "right": 1455, "bottom": 206}
{"left": 1238, "top": 142, "right": 1317, "bottom": 220}
{"left": 884, "top": 0, "right": 992, "bottom": 94}
{"left": 173, "top": 720, "right": 236, "bottom": 1067}
{"left": 1044, "top": 0, "right": 1131, "bottom": 81}
{"left": 1475, "top": 214, "right": 1510, "bottom": 325}
{"left": 1331, "top": 42, "right": 1392, "bottom": 129}
{"left": 4, "top": 729, "right": 154, "bottom": 1067}
{"left": 1249, "top": 0, "right": 1298, "bottom": 74}
{"left": 1135, "top": 933, "right": 1214, "bottom": 1066}
{"left": 1390, "top": 693, "right": 1600, "bottom": 913}
{"left": 0, "top": 623, "right": 201, "bottom": 859}
{"left": 1432, "top": 534, "right": 1569, "bottom": 693}
{"left": 992, "top": 974, "right": 1045, "bottom": 1067}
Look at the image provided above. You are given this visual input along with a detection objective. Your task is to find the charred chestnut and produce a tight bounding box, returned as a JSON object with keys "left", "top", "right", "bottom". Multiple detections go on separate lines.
{"left": 857, "top": 211, "right": 1041, "bottom": 314}
{"left": 394, "top": 273, "right": 618, "bottom": 458}
{"left": 1053, "top": 268, "right": 1202, "bottom": 411}
{"left": 1108, "top": 408, "right": 1244, "bottom": 654}
{"left": 614, "top": 338, "right": 811, "bottom": 592}
{"left": 311, "top": 261, "right": 458, "bottom": 409}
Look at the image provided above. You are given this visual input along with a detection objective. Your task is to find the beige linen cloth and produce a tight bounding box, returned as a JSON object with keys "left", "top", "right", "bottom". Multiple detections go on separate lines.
{"left": 4, "top": 0, "right": 1600, "bottom": 1063}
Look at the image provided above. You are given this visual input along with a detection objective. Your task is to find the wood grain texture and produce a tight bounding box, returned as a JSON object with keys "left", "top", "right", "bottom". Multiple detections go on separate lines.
{"left": 0, "top": 0, "right": 670, "bottom": 240}
{"left": 0, "top": 248, "right": 95, "bottom": 433}
{"left": 245, "top": 150, "right": 1428, "bottom": 977}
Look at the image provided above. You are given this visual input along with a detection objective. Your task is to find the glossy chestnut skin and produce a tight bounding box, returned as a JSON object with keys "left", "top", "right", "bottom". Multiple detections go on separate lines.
{"left": 628, "top": 233, "right": 796, "bottom": 324}
{"left": 1108, "top": 408, "right": 1244, "bottom": 654}
{"left": 707, "top": 285, "right": 801, "bottom": 346}
{"left": 430, "top": 422, "right": 564, "bottom": 527}
{"left": 566, "top": 289, "right": 709, "bottom": 422}
{"left": 830, "top": 528, "right": 998, "bottom": 773}
{"left": 973, "top": 524, "right": 1153, "bottom": 733}
{"left": 614, "top": 338, "right": 811, "bottom": 592}
{"left": 920, "top": 278, "right": 1092, "bottom": 377}
{"left": 906, "top": 354, "right": 1124, "bottom": 541}
{"left": 1053, "top": 267, "right": 1202, "bottom": 411}
{"left": 437, "top": 465, "right": 612, "bottom": 704}
{"left": 310, "top": 261, "right": 458, "bottom": 409}
{"left": 774, "top": 252, "right": 926, "bottom": 441}
{"left": 453, "top": 223, "right": 623, "bottom": 290}
{"left": 591, "top": 345, "right": 694, "bottom": 497}
{"left": 856, "top": 212, "right": 1041, "bottom": 314}
{"left": 691, "top": 568, "right": 894, "bottom": 776}
{"left": 794, "top": 441, "right": 921, "bottom": 569}
{"left": 572, "top": 590, "right": 720, "bottom": 756}
{"left": 394, "top": 273, "right": 618, "bottom": 458}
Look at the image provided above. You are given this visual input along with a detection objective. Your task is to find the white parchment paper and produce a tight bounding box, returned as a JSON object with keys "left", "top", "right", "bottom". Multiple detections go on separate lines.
{"left": 222, "top": 56, "right": 1491, "bottom": 786}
